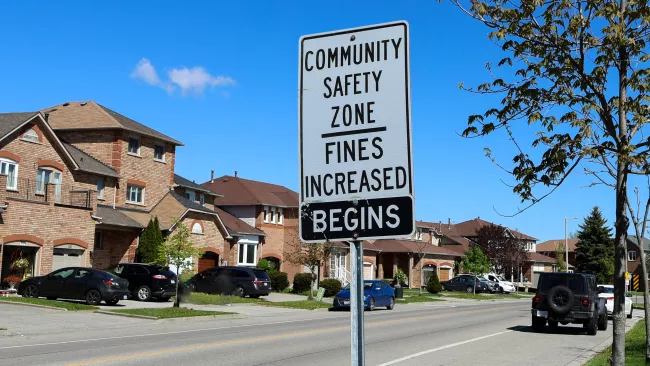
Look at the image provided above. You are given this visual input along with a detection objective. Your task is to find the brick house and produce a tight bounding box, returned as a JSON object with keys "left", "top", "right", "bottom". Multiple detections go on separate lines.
{"left": 536, "top": 239, "right": 578, "bottom": 269}
{"left": 201, "top": 174, "right": 303, "bottom": 282}
{"left": 0, "top": 102, "right": 267, "bottom": 283}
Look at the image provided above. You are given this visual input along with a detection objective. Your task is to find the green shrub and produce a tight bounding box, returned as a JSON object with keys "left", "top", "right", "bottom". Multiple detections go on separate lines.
{"left": 257, "top": 259, "right": 270, "bottom": 271}
{"left": 269, "top": 271, "right": 289, "bottom": 292}
{"left": 320, "top": 278, "right": 342, "bottom": 297}
{"left": 395, "top": 269, "right": 408, "bottom": 287}
{"left": 292, "top": 273, "right": 314, "bottom": 293}
{"left": 426, "top": 271, "right": 443, "bottom": 294}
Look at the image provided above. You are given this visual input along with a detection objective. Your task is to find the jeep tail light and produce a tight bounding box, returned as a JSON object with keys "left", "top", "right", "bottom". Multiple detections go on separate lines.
{"left": 582, "top": 297, "right": 590, "bottom": 307}
{"left": 533, "top": 295, "right": 541, "bottom": 304}
{"left": 152, "top": 275, "right": 168, "bottom": 280}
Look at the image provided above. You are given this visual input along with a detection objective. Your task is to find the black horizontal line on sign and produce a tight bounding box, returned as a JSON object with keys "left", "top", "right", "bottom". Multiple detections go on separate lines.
{"left": 321, "top": 127, "right": 387, "bottom": 138}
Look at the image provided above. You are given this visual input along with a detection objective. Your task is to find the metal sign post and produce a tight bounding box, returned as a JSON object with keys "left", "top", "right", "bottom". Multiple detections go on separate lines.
{"left": 298, "top": 21, "right": 414, "bottom": 366}
{"left": 349, "top": 240, "right": 364, "bottom": 365}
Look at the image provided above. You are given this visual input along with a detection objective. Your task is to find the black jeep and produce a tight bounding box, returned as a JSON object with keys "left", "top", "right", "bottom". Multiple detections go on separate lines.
{"left": 531, "top": 272, "right": 608, "bottom": 335}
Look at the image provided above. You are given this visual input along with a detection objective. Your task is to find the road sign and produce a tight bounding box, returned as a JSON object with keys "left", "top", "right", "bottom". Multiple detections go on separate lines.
{"left": 299, "top": 21, "right": 414, "bottom": 242}
{"left": 626, "top": 272, "right": 630, "bottom": 280}
{"left": 633, "top": 274, "right": 640, "bottom": 291}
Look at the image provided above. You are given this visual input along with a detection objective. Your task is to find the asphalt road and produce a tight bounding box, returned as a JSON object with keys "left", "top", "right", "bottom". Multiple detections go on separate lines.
{"left": 0, "top": 301, "right": 628, "bottom": 365}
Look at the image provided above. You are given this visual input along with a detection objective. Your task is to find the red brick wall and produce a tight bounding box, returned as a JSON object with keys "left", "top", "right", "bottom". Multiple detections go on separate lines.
{"left": 92, "top": 228, "right": 138, "bottom": 270}
{"left": 56, "top": 130, "right": 116, "bottom": 167}
{"left": 181, "top": 213, "right": 226, "bottom": 273}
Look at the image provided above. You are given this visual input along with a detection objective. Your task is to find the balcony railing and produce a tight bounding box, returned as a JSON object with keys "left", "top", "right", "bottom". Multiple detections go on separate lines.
{"left": 5, "top": 177, "right": 94, "bottom": 210}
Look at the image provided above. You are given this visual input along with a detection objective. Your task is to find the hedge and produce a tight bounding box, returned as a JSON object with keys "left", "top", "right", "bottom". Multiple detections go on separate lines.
{"left": 269, "top": 271, "right": 289, "bottom": 292}
{"left": 293, "top": 273, "right": 314, "bottom": 293}
{"left": 320, "top": 278, "right": 342, "bottom": 297}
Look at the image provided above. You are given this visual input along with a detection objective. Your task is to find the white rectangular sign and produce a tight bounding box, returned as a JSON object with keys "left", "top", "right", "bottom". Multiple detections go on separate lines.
{"left": 299, "top": 21, "right": 414, "bottom": 243}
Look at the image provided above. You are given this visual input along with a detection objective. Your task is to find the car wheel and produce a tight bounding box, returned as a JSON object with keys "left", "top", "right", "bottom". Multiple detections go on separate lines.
{"left": 105, "top": 298, "right": 119, "bottom": 306}
{"left": 628, "top": 307, "right": 633, "bottom": 319}
{"left": 23, "top": 284, "right": 39, "bottom": 298}
{"left": 531, "top": 316, "right": 546, "bottom": 332}
{"left": 368, "top": 298, "right": 375, "bottom": 311}
{"left": 232, "top": 286, "right": 245, "bottom": 297}
{"left": 585, "top": 317, "right": 598, "bottom": 335}
{"left": 85, "top": 289, "right": 102, "bottom": 306}
{"left": 387, "top": 296, "right": 395, "bottom": 310}
{"left": 466, "top": 286, "right": 473, "bottom": 293}
{"left": 598, "top": 312, "right": 608, "bottom": 331}
{"left": 46, "top": 296, "right": 57, "bottom": 301}
{"left": 548, "top": 320, "right": 558, "bottom": 329}
{"left": 136, "top": 286, "right": 152, "bottom": 301}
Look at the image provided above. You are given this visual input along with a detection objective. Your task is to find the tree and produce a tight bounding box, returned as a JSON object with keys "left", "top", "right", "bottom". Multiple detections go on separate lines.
{"left": 463, "top": 247, "right": 492, "bottom": 294}
{"left": 474, "top": 224, "right": 527, "bottom": 275}
{"left": 575, "top": 207, "right": 615, "bottom": 284}
{"left": 413, "top": 239, "right": 434, "bottom": 295}
{"left": 138, "top": 217, "right": 163, "bottom": 264}
{"left": 284, "top": 239, "right": 333, "bottom": 299}
{"left": 449, "top": 0, "right": 650, "bottom": 361}
{"left": 158, "top": 221, "right": 200, "bottom": 307}
{"left": 426, "top": 270, "right": 443, "bottom": 294}
{"left": 554, "top": 242, "right": 567, "bottom": 273}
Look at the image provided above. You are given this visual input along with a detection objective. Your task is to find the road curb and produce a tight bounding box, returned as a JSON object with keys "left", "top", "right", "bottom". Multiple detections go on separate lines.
{"left": 93, "top": 310, "right": 157, "bottom": 320}
{"left": 159, "top": 314, "right": 242, "bottom": 322}
{"left": 565, "top": 315, "right": 643, "bottom": 366}
{"left": 0, "top": 299, "right": 68, "bottom": 311}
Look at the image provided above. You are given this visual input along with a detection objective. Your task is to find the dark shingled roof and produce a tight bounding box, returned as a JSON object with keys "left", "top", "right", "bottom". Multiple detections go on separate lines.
{"left": 174, "top": 174, "right": 220, "bottom": 196}
{"left": 98, "top": 104, "right": 183, "bottom": 146}
{"left": 95, "top": 205, "right": 145, "bottom": 229}
{"left": 365, "top": 239, "right": 464, "bottom": 257}
{"left": 203, "top": 175, "right": 298, "bottom": 207}
{"left": 214, "top": 206, "right": 265, "bottom": 237}
{"left": 170, "top": 191, "right": 216, "bottom": 215}
{"left": 63, "top": 142, "right": 120, "bottom": 178}
{"left": 0, "top": 112, "right": 39, "bottom": 139}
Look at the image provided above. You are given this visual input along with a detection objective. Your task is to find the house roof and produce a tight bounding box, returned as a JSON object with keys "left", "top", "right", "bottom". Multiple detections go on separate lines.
{"left": 537, "top": 239, "right": 579, "bottom": 253}
{"left": 213, "top": 206, "right": 265, "bottom": 237}
{"left": 454, "top": 218, "right": 538, "bottom": 241}
{"left": 169, "top": 191, "right": 216, "bottom": 215}
{"left": 63, "top": 142, "right": 120, "bottom": 178}
{"left": 416, "top": 220, "right": 473, "bottom": 250}
{"left": 365, "top": 239, "right": 464, "bottom": 257}
{"left": 528, "top": 252, "right": 557, "bottom": 263}
{"left": 203, "top": 175, "right": 298, "bottom": 207}
{"left": 174, "top": 174, "right": 221, "bottom": 196}
{"left": 95, "top": 205, "right": 145, "bottom": 229}
{"left": 627, "top": 236, "right": 650, "bottom": 251}
{"left": 0, "top": 112, "right": 40, "bottom": 138}
{"left": 42, "top": 101, "right": 183, "bottom": 146}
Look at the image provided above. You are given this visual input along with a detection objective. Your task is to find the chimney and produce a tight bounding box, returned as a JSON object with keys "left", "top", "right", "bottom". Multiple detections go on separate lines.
{"left": 448, "top": 218, "right": 451, "bottom": 229}
{"left": 210, "top": 170, "right": 214, "bottom": 183}
{"left": 439, "top": 220, "right": 442, "bottom": 232}
{"left": 234, "top": 170, "right": 238, "bottom": 177}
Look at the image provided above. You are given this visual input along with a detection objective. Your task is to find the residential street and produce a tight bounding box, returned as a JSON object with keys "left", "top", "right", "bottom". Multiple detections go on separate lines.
{"left": 0, "top": 300, "right": 637, "bottom": 366}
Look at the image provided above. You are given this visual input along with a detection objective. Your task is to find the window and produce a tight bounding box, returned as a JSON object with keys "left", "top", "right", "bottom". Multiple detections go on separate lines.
{"left": 629, "top": 250, "right": 637, "bottom": 261}
{"left": 22, "top": 128, "right": 39, "bottom": 143}
{"left": 416, "top": 229, "right": 423, "bottom": 240}
{"left": 270, "top": 207, "right": 276, "bottom": 224}
{"left": 134, "top": 266, "right": 150, "bottom": 275}
{"left": 51, "top": 268, "right": 75, "bottom": 280}
{"left": 126, "top": 184, "right": 144, "bottom": 204}
{"left": 185, "top": 190, "right": 196, "bottom": 201}
{"left": 97, "top": 178, "right": 104, "bottom": 199}
{"left": 200, "top": 194, "right": 205, "bottom": 206}
{"left": 238, "top": 243, "right": 257, "bottom": 265}
{"left": 154, "top": 144, "right": 165, "bottom": 162}
{"left": 0, "top": 158, "right": 18, "bottom": 190}
{"left": 36, "top": 168, "right": 61, "bottom": 201}
{"left": 75, "top": 269, "right": 92, "bottom": 279}
{"left": 263, "top": 206, "right": 269, "bottom": 223}
{"left": 278, "top": 208, "right": 283, "bottom": 225}
{"left": 191, "top": 222, "right": 203, "bottom": 234}
{"left": 128, "top": 138, "right": 140, "bottom": 156}
{"left": 94, "top": 231, "right": 103, "bottom": 250}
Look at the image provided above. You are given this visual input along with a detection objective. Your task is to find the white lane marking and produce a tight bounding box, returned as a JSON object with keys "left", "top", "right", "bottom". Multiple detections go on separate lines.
{"left": 376, "top": 330, "right": 513, "bottom": 366}
{"left": 0, "top": 316, "right": 335, "bottom": 350}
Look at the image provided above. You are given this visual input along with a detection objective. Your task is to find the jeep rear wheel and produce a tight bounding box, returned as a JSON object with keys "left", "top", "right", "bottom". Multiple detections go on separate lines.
{"left": 531, "top": 316, "right": 546, "bottom": 332}
{"left": 585, "top": 317, "right": 598, "bottom": 336}
{"left": 598, "top": 312, "right": 608, "bottom": 331}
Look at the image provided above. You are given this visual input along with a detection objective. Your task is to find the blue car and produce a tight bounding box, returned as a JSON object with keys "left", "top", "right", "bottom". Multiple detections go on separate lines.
{"left": 333, "top": 280, "right": 395, "bottom": 311}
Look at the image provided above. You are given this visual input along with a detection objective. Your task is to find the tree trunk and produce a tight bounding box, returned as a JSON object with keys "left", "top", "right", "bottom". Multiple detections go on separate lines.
{"left": 174, "top": 268, "right": 180, "bottom": 308}
{"left": 639, "top": 249, "right": 650, "bottom": 363}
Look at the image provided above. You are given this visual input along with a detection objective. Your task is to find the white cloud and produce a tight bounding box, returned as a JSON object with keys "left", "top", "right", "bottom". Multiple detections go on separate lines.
{"left": 130, "top": 58, "right": 235, "bottom": 96}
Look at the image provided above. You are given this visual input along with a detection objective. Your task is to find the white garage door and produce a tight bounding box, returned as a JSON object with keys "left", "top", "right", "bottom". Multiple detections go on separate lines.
{"left": 363, "top": 263, "right": 373, "bottom": 280}
{"left": 52, "top": 248, "right": 84, "bottom": 271}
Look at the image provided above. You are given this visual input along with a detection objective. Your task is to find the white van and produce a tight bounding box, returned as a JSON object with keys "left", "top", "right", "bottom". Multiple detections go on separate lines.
{"left": 485, "top": 273, "right": 516, "bottom": 293}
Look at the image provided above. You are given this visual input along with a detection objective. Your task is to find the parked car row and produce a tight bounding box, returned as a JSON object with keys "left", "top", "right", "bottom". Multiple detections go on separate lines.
{"left": 441, "top": 273, "right": 518, "bottom": 294}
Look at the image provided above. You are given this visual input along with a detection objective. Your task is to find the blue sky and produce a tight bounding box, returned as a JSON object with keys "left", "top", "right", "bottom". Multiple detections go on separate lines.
{"left": 0, "top": 1, "right": 621, "bottom": 241}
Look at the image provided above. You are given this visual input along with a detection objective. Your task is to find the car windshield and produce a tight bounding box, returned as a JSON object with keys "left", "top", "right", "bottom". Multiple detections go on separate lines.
{"left": 253, "top": 269, "right": 270, "bottom": 280}
{"left": 344, "top": 281, "right": 376, "bottom": 290}
{"left": 538, "top": 274, "right": 585, "bottom": 293}
{"left": 599, "top": 286, "right": 615, "bottom": 294}
{"left": 478, "top": 277, "right": 489, "bottom": 281}
{"left": 497, "top": 276, "right": 506, "bottom": 281}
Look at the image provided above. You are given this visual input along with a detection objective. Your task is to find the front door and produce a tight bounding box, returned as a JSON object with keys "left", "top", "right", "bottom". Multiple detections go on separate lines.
{"left": 40, "top": 268, "right": 75, "bottom": 297}
{"left": 330, "top": 251, "right": 346, "bottom": 283}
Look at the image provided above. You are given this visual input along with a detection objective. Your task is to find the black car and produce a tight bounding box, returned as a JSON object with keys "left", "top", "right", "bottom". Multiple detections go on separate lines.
{"left": 441, "top": 275, "right": 489, "bottom": 293}
{"left": 112, "top": 263, "right": 177, "bottom": 302}
{"left": 18, "top": 267, "right": 129, "bottom": 305}
{"left": 189, "top": 266, "right": 271, "bottom": 298}
{"left": 531, "top": 272, "right": 607, "bottom": 335}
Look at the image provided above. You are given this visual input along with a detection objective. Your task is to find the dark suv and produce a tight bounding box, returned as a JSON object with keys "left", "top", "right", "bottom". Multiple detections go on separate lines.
{"left": 113, "top": 263, "right": 177, "bottom": 302}
{"left": 188, "top": 266, "right": 271, "bottom": 298}
{"left": 531, "top": 272, "right": 607, "bottom": 335}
